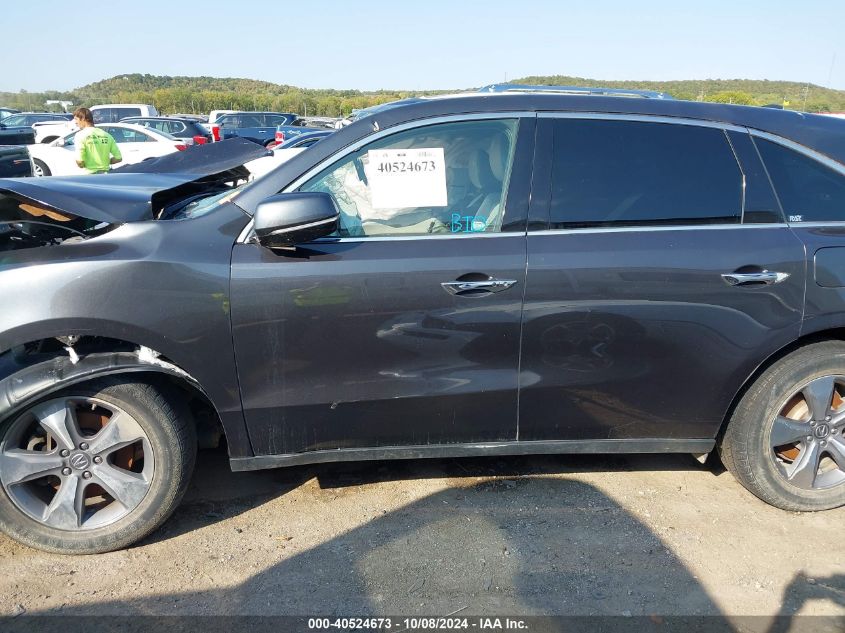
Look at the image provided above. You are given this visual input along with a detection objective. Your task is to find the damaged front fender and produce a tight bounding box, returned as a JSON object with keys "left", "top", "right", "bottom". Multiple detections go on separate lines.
{"left": 0, "top": 346, "right": 204, "bottom": 425}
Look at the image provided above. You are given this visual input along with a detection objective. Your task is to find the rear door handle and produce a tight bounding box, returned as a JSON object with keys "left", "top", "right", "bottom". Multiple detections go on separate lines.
{"left": 721, "top": 271, "right": 790, "bottom": 286}
{"left": 441, "top": 279, "right": 518, "bottom": 296}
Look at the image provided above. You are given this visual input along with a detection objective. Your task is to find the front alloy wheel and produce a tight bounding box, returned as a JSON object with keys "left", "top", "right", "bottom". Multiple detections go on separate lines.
{"left": 0, "top": 378, "right": 195, "bottom": 554}
{"left": 0, "top": 397, "right": 155, "bottom": 530}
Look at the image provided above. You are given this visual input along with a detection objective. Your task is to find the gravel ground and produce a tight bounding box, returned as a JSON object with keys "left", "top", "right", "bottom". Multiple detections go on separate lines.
{"left": 0, "top": 449, "right": 843, "bottom": 619}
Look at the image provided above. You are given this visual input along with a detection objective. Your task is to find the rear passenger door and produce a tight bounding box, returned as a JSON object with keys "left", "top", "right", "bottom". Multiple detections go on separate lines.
{"left": 519, "top": 115, "right": 806, "bottom": 443}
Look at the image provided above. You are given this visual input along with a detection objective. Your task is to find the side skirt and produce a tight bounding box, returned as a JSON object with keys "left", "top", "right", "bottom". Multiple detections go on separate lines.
{"left": 230, "top": 438, "right": 715, "bottom": 472}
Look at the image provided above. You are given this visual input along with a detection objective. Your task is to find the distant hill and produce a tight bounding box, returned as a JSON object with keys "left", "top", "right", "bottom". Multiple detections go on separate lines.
{"left": 2, "top": 73, "right": 844, "bottom": 116}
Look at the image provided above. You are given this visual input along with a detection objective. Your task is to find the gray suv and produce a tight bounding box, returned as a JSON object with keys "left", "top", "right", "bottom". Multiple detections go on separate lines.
{"left": 0, "top": 91, "right": 844, "bottom": 554}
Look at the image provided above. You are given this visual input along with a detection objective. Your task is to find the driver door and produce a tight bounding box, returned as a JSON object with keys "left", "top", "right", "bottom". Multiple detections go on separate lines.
{"left": 231, "top": 115, "right": 535, "bottom": 456}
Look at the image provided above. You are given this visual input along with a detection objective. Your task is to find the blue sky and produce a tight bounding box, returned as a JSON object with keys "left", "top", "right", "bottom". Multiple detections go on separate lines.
{"left": 5, "top": 0, "right": 844, "bottom": 92}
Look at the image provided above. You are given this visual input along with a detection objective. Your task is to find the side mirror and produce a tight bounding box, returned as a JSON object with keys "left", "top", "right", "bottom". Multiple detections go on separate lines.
{"left": 253, "top": 192, "right": 339, "bottom": 249}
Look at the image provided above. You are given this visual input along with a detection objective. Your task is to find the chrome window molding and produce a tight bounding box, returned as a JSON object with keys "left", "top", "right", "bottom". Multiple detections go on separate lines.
{"left": 777, "top": 221, "right": 845, "bottom": 229}
{"left": 312, "top": 232, "right": 525, "bottom": 243}
{"left": 532, "top": 223, "right": 788, "bottom": 236}
{"left": 748, "top": 130, "right": 845, "bottom": 178}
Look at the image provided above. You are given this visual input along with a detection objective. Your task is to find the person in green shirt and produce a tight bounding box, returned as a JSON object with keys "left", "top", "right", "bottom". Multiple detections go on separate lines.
{"left": 72, "top": 107, "right": 122, "bottom": 174}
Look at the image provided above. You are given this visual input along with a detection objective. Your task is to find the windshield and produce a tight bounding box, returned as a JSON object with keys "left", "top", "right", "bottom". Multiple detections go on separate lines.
{"left": 165, "top": 182, "right": 249, "bottom": 220}
{"left": 1, "top": 115, "right": 29, "bottom": 126}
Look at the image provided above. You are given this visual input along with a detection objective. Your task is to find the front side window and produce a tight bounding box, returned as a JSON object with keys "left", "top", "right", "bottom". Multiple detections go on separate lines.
{"left": 1, "top": 115, "right": 27, "bottom": 126}
{"left": 299, "top": 119, "right": 519, "bottom": 237}
{"left": 549, "top": 119, "right": 743, "bottom": 228}
{"left": 263, "top": 115, "right": 292, "bottom": 126}
{"left": 114, "top": 108, "right": 141, "bottom": 121}
{"left": 755, "top": 138, "right": 845, "bottom": 223}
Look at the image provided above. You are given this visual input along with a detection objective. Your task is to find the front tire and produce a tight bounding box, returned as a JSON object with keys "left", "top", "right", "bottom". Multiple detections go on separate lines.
{"left": 0, "top": 377, "right": 196, "bottom": 554}
{"left": 719, "top": 341, "right": 845, "bottom": 511}
{"left": 32, "top": 158, "right": 51, "bottom": 177}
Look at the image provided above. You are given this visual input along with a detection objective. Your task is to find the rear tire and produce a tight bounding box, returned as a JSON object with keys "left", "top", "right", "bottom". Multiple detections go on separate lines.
{"left": 719, "top": 341, "right": 845, "bottom": 511}
{"left": 0, "top": 377, "right": 196, "bottom": 554}
{"left": 32, "top": 159, "right": 51, "bottom": 177}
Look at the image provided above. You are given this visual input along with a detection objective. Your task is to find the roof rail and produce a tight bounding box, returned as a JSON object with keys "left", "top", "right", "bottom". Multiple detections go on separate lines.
{"left": 478, "top": 83, "right": 674, "bottom": 100}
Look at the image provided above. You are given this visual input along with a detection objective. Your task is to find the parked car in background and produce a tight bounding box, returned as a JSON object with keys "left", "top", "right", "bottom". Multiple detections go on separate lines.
{"left": 243, "top": 147, "right": 307, "bottom": 179}
{"left": 0, "top": 124, "right": 35, "bottom": 145}
{"left": 273, "top": 117, "right": 330, "bottom": 146}
{"left": 208, "top": 109, "right": 237, "bottom": 125}
{"left": 28, "top": 122, "right": 186, "bottom": 176}
{"left": 217, "top": 111, "right": 298, "bottom": 146}
{"left": 91, "top": 104, "right": 159, "bottom": 123}
{"left": 0, "top": 112, "right": 73, "bottom": 145}
{"left": 34, "top": 120, "right": 78, "bottom": 144}
{"left": 0, "top": 145, "right": 33, "bottom": 178}
{"left": 0, "top": 107, "right": 20, "bottom": 120}
{"left": 268, "top": 129, "right": 333, "bottom": 149}
{"left": 121, "top": 116, "right": 213, "bottom": 145}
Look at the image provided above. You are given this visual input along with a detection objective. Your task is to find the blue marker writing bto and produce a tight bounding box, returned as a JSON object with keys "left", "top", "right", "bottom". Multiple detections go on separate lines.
{"left": 451, "top": 214, "right": 487, "bottom": 233}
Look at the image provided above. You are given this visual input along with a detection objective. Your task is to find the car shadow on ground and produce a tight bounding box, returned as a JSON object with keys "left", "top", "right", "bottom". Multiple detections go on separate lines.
{"left": 7, "top": 449, "right": 844, "bottom": 632}
{"left": 147, "top": 448, "right": 718, "bottom": 544}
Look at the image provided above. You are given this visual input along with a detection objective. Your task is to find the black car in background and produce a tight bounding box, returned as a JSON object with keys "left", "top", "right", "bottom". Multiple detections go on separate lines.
{"left": 1, "top": 92, "right": 844, "bottom": 555}
{"left": 0, "top": 112, "right": 71, "bottom": 144}
{"left": 120, "top": 116, "right": 213, "bottom": 145}
{"left": 0, "top": 145, "right": 32, "bottom": 178}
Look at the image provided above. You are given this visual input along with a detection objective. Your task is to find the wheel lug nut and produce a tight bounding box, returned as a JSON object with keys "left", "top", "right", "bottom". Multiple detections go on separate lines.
{"left": 826, "top": 416, "right": 831, "bottom": 421}
{"left": 79, "top": 442, "right": 89, "bottom": 451}
{"left": 82, "top": 471, "right": 92, "bottom": 480}
{"left": 806, "top": 436, "right": 813, "bottom": 442}
{"left": 93, "top": 456, "right": 103, "bottom": 464}
{"left": 61, "top": 467, "right": 72, "bottom": 476}
{"left": 60, "top": 449, "right": 70, "bottom": 457}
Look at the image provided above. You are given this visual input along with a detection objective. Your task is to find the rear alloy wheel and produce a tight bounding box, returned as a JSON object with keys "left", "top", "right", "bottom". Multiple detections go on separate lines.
{"left": 32, "top": 159, "right": 51, "bottom": 177}
{"left": 720, "top": 341, "right": 845, "bottom": 511}
{"left": 0, "top": 378, "right": 195, "bottom": 554}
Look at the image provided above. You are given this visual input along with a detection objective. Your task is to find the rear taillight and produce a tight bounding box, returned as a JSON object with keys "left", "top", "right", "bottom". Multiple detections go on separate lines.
{"left": 175, "top": 144, "right": 187, "bottom": 151}
{"left": 275, "top": 131, "right": 284, "bottom": 143}
{"left": 193, "top": 135, "right": 207, "bottom": 145}
{"left": 211, "top": 124, "right": 221, "bottom": 142}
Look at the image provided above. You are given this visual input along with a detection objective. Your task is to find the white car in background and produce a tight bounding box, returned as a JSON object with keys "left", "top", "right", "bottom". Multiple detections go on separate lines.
{"left": 28, "top": 123, "right": 188, "bottom": 176}
{"left": 243, "top": 147, "right": 306, "bottom": 179}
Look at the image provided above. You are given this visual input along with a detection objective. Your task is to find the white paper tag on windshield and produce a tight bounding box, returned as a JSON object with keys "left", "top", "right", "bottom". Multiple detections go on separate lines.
{"left": 365, "top": 148, "right": 447, "bottom": 209}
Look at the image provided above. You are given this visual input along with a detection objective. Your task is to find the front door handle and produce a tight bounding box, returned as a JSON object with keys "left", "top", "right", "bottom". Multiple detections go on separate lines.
{"left": 441, "top": 279, "right": 518, "bottom": 296}
{"left": 721, "top": 271, "right": 790, "bottom": 286}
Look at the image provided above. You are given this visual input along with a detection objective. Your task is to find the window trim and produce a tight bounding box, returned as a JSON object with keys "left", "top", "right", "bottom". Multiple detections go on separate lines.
{"left": 749, "top": 130, "right": 845, "bottom": 180}
{"left": 540, "top": 113, "right": 747, "bottom": 230}
{"left": 237, "top": 112, "right": 534, "bottom": 244}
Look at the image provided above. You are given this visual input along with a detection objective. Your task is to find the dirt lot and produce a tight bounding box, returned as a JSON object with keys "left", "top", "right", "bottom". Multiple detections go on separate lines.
{"left": 0, "top": 449, "right": 843, "bottom": 620}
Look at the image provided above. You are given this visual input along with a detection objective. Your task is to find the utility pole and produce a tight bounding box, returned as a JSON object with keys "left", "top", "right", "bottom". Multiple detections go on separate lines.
{"left": 802, "top": 83, "right": 810, "bottom": 111}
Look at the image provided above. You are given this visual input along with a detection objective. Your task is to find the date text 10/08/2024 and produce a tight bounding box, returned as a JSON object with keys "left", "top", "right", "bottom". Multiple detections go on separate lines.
{"left": 307, "top": 617, "right": 528, "bottom": 630}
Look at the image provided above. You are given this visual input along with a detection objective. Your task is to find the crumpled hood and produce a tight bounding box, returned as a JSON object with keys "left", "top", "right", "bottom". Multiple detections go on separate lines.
{"left": 0, "top": 138, "right": 268, "bottom": 224}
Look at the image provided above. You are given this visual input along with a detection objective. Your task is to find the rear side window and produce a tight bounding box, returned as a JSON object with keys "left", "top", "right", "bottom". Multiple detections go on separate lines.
{"left": 92, "top": 109, "right": 113, "bottom": 124}
{"left": 549, "top": 119, "right": 743, "bottom": 228}
{"left": 755, "top": 138, "right": 845, "bottom": 223}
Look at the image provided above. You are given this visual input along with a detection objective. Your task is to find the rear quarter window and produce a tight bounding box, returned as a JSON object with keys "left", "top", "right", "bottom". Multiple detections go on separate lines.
{"left": 755, "top": 138, "right": 845, "bottom": 223}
